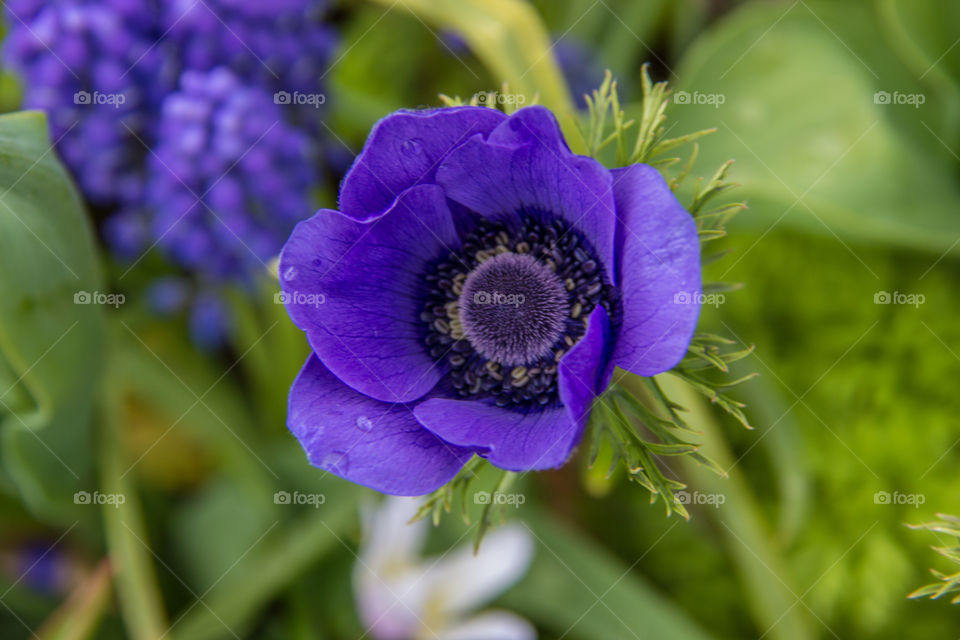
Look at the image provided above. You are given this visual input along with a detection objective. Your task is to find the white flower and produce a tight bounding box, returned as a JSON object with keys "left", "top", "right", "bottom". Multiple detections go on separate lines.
{"left": 354, "top": 496, "right": 536, "bottom": 640}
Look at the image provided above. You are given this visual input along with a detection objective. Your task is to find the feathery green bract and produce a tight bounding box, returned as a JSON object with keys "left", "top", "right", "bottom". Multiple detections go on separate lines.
{"left": 909, "top": 513, "right": 960, "bottom": 604}
{"left": 581, "top": 66, "right": 752, "bottom": 518}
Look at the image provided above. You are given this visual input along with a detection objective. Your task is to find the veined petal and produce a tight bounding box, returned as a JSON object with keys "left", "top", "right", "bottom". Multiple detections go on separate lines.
{"left": 279, "top": 184, "right": 459, "bottom": 403}
{"left": 413, "top": 307, "right": 610, "bottom": 471}
{"left": 288, "top": 356, "right": 472, "bottom": 495}
{"left": 609, "top": 164, "right": 700, "bottom": 377}
{"left": 436, "top": 107, "right": 617, "bottom": 281}
{"left": 558, "top": 305, "right": 612, "bottom": 431}
{"left": 340, "top": 106, "right": 507, "bottom": 221}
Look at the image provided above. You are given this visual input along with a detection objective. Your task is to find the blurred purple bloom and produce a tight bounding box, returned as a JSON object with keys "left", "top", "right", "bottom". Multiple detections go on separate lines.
{"left": 144, "top": 67, "right": 315, "bottom": 281}
{"left": 161, "top": 0, "right": 337, "bottom": 103}
{"left": 4, "top": 0, "right": 334, "bottom": 279}
{"left": 4, "top": 0, "right": 337, "bottom": 346}
{"left": 553, "top": 38, "right": 605, "bottom": 109}
{"left": 281, "top": 106, "right": 701, "bottom": 495}
{"left": 145, "top": 277, "right": 190, "bottom": 315}
{"left": 189, "top": 291, "right": 231, "bottom": 350}
{"left": 3, "top": 0, "right": 174, "bottom": 204}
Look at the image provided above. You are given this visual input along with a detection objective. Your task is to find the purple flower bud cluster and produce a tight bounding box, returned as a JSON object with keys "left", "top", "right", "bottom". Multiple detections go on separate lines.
{"left": 3, "top": 0, "right": 175, "bottom": 203}
{"left": 161, "top": 0, "right": 337, "bottom": 103}
{"left": 4, "top": 0, "right": 337, "bottom": 346}
{"left": 145, "top": 67, "right": 315, "bottom": 279}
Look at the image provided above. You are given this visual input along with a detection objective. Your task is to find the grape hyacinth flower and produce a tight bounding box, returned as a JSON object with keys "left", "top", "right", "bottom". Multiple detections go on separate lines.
{"left": 141, "top": 66, "right": 316, "bottom": 280}
{"left": 161, "top": 0, "right": 337, "bottom": 105}
{"left": 2, "top": 0, "right": 173, "bottom": 204}
{"left": 5, "top": 0, "right": 337, "bottom": 347}
{"left": 355, "top": 497, "right": 536, "bottom": 640}
{"left": 281, "top": 105, "right": 701, "bottom": 495}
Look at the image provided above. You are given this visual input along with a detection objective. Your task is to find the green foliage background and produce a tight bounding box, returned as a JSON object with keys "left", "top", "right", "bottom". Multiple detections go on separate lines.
{"left": 1, "top": 0, "right": 959, "bottom": 638}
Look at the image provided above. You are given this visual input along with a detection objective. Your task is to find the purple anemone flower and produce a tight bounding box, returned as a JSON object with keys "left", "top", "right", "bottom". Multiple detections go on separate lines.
{"left": 280, "top": 106, "right": 701, "bottom": 495}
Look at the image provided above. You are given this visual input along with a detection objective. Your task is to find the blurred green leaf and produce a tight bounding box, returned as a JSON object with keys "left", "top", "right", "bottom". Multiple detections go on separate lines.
{"left": 170, "top": 479, "right": 279, "bottom": 594}
{"left": 368, "top": 0, "right": 578, "bottom": 144}
{"left": 879, "top": 0, "right": 960, "bottom": 95}
{"left": 669, "top": 2, "right": 960, "bottom": 253}
{"left": 35, "top": 560, "right": 112, "bottom": 640}
{"left": 107, "top": 314, "right": 275, "bottom": 494}
{"left": 503, "top": 510, "right": 716, "bottom": 640}
{"left": 101, "top": 388, "right": 169, "bottom": 640}
{"left": 0, "top": 110, "right": 104, "bottom": 520}
{"left": 173, "top": 482, "right": 360, "bottom": 640}
{"left": 329, "top": 5, "right": 491, "bottom": 141}
{"left": 878, "top": 0, "right": 960, "bottom": 152}
{"left": 656, "top": 373, "right": 817, "bottom": 640}
{"left": 532, "top": 0, "right": 671, "bottom": 87}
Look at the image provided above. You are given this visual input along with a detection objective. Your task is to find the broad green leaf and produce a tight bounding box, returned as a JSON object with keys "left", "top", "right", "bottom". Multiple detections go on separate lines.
{"left": 0, "top": 110, "right": 104, "bottom": 520}
{"left": 503, "top": 510, "right": 716, "bottom": 640}
{"left": 878, "top": 0, "right": 960, "bottom": 151}
{"left": 668, "top": 2, "right": 960, "bottom": 254}
{"left": 879, "top": 0, "right": 960, "bottom": 96}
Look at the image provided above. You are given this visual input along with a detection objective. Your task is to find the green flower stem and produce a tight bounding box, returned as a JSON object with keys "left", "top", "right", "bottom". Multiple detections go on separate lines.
{"left": 35, "top": 560, "right": 112, "bottom": 640}
{"left": 100, "top": 388, "right": 170, "bottom": 640}
{"left": 651, "top": 372, "right": 816, "bottom": 640}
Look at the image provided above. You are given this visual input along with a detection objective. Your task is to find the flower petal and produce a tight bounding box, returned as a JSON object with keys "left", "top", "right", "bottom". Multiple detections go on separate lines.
{"left": 359, "top": 497, "right": 428, "bottom": 572}
{"left": 280, "top": 184, "right": 459, "bottom": 403}
{"left": 412, "top": 307, "right": 608, "bottom": 472}
{"left": 486, "top": 104, "right": 570, "bottom": 153}
{"left": 558, "top": 305, "right": 612, "bottom": 431}
{"left": 436, "top": 106, "right": 617, "bottom": 280}
{"left": 609, "top": 164, "right": 701, "bottom": 377}
{"left": 426, "top": 524, "right": 534, "bottom": 618}
{"left": 417, "top": 378, "right": 591, "bottom": 473}
{"left": 354, "top": 497, "right": 433, "bottom": 640}
{"left": 288, "top": 355, "right": 472, "bottom": 495}
{"left": 438, "top": 611, "right": 537, "bottom": 640}
{"left": 413, "top": 399, "right": 573, "bottom": 471}
{"left": 339, "top": 106, "right": 507, "bottom": 221}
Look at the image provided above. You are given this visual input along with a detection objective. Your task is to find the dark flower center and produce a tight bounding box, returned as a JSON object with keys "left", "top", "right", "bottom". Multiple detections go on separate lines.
{"left": 421, "top": 214, "right": 618, "bottom": 409}
{"left": 459, "top": 253, "right": 568, "bottom": 366}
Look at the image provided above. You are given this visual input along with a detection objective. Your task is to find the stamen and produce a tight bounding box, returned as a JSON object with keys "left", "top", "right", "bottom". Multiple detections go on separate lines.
{"left": 421, "top": 215, "right": 617, "bottom": 409}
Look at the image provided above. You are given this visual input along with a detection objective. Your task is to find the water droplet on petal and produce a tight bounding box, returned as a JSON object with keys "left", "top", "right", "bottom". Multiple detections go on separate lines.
{"left": 322, "top": 451, "right": 349, "bottom": 475}
{"left": 283, "top": 266, "right": 298, "bottom": 281}
{"left": 356, "top": 415, "right": 373, "bottom": 432}
{"left": 401, "top": 138, "right": 423, "bottom": 157}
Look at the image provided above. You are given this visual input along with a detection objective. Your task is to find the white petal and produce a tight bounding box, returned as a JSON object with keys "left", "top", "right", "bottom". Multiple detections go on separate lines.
{"left": 359, "top": 496, "right": 428, "bottom": 571}
{"left": 354, "top": 497, "right": 433, "bottom": 639}
{"left": 437, "top": 611, "right": 537, "bottom": 640}
{"left": 355, "top": 567, "right": 434, "bottom": 640}
{"left": 426, "top": 524, "right": 535, "bottom": 617}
